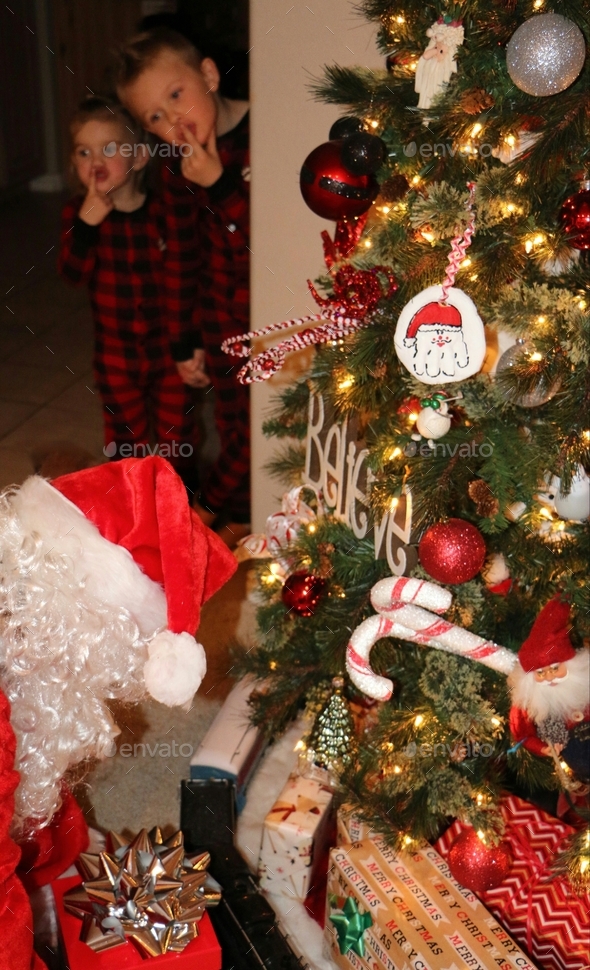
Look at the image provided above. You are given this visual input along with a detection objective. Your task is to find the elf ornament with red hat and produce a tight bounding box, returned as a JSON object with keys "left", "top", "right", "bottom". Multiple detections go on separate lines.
{"left": 0, "top": 456, "right": 236, "bottom": 970}
{"left": 508, "top": 598, "right": 590, "bottom": 782}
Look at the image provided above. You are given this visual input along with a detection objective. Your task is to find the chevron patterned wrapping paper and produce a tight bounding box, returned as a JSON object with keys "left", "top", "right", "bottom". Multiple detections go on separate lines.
{"left": 435, "top": 796, "right": 590, "bottom": 970}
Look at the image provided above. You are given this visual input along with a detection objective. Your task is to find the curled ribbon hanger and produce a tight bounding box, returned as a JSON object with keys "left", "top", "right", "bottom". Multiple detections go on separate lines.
{"left": 222, "top": 218, "right": 397, "bottom": 384}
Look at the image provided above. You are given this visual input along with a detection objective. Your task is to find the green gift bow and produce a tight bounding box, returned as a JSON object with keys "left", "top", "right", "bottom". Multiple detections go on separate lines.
{"left": 329, "top": 894, "right": 373, "bottom": 957}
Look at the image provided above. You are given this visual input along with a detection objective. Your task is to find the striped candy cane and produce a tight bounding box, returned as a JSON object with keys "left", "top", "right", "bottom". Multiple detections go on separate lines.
{"left": 346, "top": 577, "right": 517, "bottom": 701}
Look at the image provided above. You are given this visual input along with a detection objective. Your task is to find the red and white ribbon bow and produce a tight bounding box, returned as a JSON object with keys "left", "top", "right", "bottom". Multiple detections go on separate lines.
{"left": 222, "top": 219, "right": 397, "bottom": 384}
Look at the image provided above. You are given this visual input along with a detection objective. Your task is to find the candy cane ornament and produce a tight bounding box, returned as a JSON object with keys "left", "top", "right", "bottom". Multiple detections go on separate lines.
{"left": 346, "top": 578, "right": 517, "bottom": 701}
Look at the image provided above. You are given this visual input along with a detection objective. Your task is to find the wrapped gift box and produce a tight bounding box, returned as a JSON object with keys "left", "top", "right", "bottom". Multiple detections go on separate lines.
{"left": 336, "top": 804, "right": 375, "bottom": 846}
{"left": 258, "top": 772, "right": 334, "bottom": 900}
{"left": 325, "top": 835, "right": 537, "bottom": 970}
{"left": 435, "top": 795, "right": 590, "bottom": 970}
{"left": 53, "top": 876, "right": 222, "bottom": 969}
{"left": 189, "top": 676, "right": 267, "bottom": 811}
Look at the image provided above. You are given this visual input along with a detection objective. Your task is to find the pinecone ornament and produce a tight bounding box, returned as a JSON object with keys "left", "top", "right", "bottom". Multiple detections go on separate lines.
{"left": 380, "top": 174, "right": 410, "bottom": 203}
{"left": 460, "top": 88, "right": 495, "bottom": 115}
{"left": 468, "top": 479, "right": 500, "bottom": 517}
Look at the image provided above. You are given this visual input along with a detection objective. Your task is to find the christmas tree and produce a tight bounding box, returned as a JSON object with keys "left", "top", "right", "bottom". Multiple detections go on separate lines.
{"left": 235, "top": 0, "right": 589, "bottom": 884}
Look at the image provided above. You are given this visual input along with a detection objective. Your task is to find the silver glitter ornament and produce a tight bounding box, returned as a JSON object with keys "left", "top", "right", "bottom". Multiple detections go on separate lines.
{"left": 506, "top": 13, "right": 586, "bottom": 97}
{"left": 496, "top": 338, "right": 560, "bottom": 407}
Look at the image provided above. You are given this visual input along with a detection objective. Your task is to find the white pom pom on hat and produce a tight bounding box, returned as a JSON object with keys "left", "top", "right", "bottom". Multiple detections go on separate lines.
{"left": 14, "top": 456, "right": 237, "bottom": 708}
{"left": 144, "top": 631, "right": 207, "bottom": 708}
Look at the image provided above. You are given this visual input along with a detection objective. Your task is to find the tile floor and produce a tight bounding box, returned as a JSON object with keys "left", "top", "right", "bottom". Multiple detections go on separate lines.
{"left": 0, "top": 191, "right": 103, "bottom": 487}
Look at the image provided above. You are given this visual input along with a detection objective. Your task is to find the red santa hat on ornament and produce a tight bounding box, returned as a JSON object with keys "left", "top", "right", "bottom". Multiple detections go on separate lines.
{"left": 404, "top": 301, "right": 462, "bottom": 344}
{"left": 517, "top": 598, "right": 576, "bottom": 672}
{"left": 10, "top": 456, "right": 236, "bottom": 707}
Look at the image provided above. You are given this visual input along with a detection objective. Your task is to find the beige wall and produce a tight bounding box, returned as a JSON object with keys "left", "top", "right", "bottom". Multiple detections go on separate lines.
{"left": 249, "top": 0, "right": 380, "bottom": 530}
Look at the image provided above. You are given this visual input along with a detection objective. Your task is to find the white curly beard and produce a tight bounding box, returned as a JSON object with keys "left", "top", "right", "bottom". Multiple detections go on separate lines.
{"left": 508, "top": 650, "right": 590, "bottom": 724}
{"left": 0, "top": 484, "right": 152, "bottom": 832}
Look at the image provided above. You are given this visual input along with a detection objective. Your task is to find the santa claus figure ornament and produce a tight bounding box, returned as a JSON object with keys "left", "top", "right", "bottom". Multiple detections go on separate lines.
{"left": 0, "top": 456, "right": 236, "bottom": 970}
{"left": 394, "top": 285, "right": 486, "bottom": 384}
{"left": 508, "top": 599, "right": 590, "bottom": 783}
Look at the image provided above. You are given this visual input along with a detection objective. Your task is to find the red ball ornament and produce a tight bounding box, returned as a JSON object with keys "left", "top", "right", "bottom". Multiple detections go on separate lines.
{"left": 448, "top": 829, "right": 512, "bottom": 893}
{"left": 559, "top": 180, "right": 590, "bottom": 250}
{"left": 418, "top": 519, "right": 486, "bottom": 585}
{"left": 300, "top": 140, "right": 379, "bottom": 220}
{"left": 282, "top": 571, "right": 326, "bottom": 617}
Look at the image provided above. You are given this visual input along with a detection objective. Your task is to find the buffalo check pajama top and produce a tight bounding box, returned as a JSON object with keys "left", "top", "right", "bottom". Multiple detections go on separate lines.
{"left": 161, "top": 111, "right": 251, "bottom": 522}
{"left": 58, "top": 193, "right": 196, "bottom": 482}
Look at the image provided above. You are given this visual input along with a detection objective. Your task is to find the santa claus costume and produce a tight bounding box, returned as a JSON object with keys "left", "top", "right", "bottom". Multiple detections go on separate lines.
{"left": 0, "top": 456, "right": 236, "bottom": 969}
{"left": 508, "top": 598, "right": 590, "bottom": 781}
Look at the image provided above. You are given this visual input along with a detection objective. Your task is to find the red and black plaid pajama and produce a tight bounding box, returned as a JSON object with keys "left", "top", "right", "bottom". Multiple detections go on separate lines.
{"left": 161, "top": 111, "right": 250, "bottom": 522}
{"left": 58, "top": 195, "right": 196, "bottom": 483}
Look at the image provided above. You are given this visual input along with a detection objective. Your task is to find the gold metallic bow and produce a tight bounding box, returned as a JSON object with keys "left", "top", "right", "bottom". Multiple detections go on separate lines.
{"left": 63, "top": 826, "right": 221, "bottom": 957}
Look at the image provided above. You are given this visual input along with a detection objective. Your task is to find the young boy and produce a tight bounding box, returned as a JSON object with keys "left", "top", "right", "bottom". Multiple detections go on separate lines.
{"left": 58, "top": 96, "right": 198, "bottom": 491}
{"left": 116, "top": 28, "right": 251, "bottom": 545}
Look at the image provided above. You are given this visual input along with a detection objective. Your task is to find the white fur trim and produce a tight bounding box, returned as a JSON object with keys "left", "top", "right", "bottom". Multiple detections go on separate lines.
{"left": 11, "top": 477, "right": 167, "bottom": 637}
{"left": 143, "top": 631, "right": 206, "bottom": 707}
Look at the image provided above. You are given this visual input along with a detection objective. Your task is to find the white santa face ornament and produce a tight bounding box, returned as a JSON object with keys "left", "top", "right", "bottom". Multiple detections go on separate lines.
{"left": 394, "top": 285, "right": 486, "bottom": 384}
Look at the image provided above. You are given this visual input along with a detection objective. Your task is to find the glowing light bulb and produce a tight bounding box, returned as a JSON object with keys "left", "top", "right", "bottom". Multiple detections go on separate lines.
{"left": 408, "top": 412, "right": 419, "bottom": 422}
{"left": 390, "top": 497, "right": 399, "bottom": 510}
{"left": 469, "top": 273, "right": 479, "bottom": 281}
{"left": 471, "top": 123, "right": 483, "bottom": 136}
{"left": 477, "top": 829, "right": 487, "bottom": 843}
{"left": 534, "top": 233, "right": 545, "bottom": 245}
{"left": 294, "top": 739, "right": 306, "bottom": 752}
{"left": 396, "top": 15, "right": 405, "bottom": 23}
{"left": 583, "top": 430, "right": 590, "bottom": 441}
{"left": 269, "top": 660, "right": 277, "bottom": 670}
{"left": 381, "top": 205, "right": 391, "bottom": 214}
{"left": 536, "top": 315, "right": 546, "bottom": 324}
{"left": 411, "top": 175, "right": 421, "bottom": 185}
{"left": 533, "top": 0, "right": 544, "bottom": 7}
{"left": 307, "top": 523, "right": 316, "bottom": 534}
{"left": 529, "top": 352, "right": 543, "bottom": 362}
{"left": 414, "top": 714, "right": 424, "bottom": 727}
{"left": 403, "top": 835, "right": 413, "bottom": 846}
{"left": 421, "top": 231, "right": 435, "bottom": 242}
{"left": 578, "top": 299, "right": 587, "bottom": 310}
{"left": 505, "top": 134, "right": 516, "bottom": 147}
{"left": 370, "top": 120, "right": 379, "bottom": 129}
{"left": 393, "top": 765, "right": 402, "bottom": 774}
{"left": 338, "top": 375, "right": 354, "bottom": 390}
{"left": 506, "top": 203, "right": 516, "bottom": 213}
{"left": 460, "top": 257, "right": 472, "bottom": 268}
{"left": 389, "top": 446, "right": 402, "bottom": 459}
{"left": 525, "top": 239, "right": 533, "bottom": 254}
{"left": 491, "top": 717, "right": 501, "bottom": 727}
{"left": 364, "top": 239, "right": 372, "bottom": 248}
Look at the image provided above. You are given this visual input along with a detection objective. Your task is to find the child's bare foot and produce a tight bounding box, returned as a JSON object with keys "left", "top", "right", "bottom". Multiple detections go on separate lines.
{"left": 216, "top": 522, "right": 251, "bottom": 550}
{"left": 193, "top": 501, "right": 216, "bottom": 528}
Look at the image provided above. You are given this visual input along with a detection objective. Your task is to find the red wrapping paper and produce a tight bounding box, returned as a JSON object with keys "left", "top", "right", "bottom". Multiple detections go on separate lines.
{"left": 52, "top": 876, "right": 222, "bottom": 969}
{"left": 435, "top": 795, "right": 590, "bottom": 970}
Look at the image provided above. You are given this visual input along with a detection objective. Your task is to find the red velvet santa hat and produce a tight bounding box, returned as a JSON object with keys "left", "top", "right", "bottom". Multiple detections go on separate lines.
{"left": 405, "top": 301, "right": 462, "bottom": 340}
{"left": 11, "top": 457, "right": 237, "bottom": 707}
{"left": 518, "top": 598, "right": 576, "bottom": 672}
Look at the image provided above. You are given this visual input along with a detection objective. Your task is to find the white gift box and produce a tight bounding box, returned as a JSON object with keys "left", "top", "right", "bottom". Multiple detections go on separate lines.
{"left": 258, "top": 773, "right": 334, "bottom": 900}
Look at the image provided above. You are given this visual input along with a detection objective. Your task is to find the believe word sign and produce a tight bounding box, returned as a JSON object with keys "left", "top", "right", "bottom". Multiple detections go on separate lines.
{"left": 303, "top": 393, "right": 418, "bottom": 575}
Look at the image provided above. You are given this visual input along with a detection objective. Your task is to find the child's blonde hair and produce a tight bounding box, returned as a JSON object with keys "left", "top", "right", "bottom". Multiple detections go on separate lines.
{"left": 70, "top": 95, "right": 149, "bottom": 191}
{"left": 115, "top": 27, "right": 203, "bottom": 95}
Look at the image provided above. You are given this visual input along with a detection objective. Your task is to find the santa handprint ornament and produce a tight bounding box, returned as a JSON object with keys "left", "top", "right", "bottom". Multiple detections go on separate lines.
{"left": 394, "top": 285, "right": 485, "bottom": 384}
